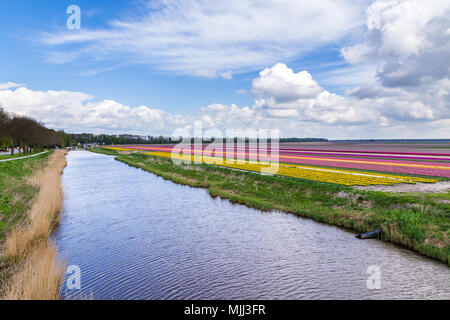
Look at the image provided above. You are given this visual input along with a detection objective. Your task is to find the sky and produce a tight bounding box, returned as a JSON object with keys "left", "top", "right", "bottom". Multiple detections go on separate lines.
{"left": 0, "top": 0, "right": 449, "bottom": 139}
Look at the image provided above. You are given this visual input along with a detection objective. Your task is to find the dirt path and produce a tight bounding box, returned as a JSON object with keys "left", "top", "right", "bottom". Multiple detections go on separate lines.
{"left": 355, "top": 181, "right": 450, "bottom": 193}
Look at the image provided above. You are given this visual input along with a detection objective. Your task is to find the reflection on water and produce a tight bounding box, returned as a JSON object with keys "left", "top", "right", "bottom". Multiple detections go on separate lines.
{"left": 54, "top": 151, "right": 450, "bottom": 299}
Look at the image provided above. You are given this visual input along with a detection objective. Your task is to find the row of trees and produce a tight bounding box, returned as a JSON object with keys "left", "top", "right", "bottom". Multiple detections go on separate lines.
{"left": 59, "top": 133, "right": 176, "bottom": 146}
{"left": 58, "top": 133, "right": 330, "bottom": 146}
{"left": 0, "top": 106, "right": 64, "bottom": 155}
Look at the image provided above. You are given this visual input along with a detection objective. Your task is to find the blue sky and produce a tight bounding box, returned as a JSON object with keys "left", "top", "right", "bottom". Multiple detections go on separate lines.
{"left": 0, "top": 0, "right": 448, "bottom": 138}
{"left": 0, "top": 0, "right": 352, "bottom": 112}
{"left": 0, "top": 0, "right": 249, "bottom": 112}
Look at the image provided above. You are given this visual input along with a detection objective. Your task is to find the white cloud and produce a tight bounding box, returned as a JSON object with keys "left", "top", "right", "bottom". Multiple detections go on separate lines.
{"left": 251, "top": 63, "right": 448, "bottom": 127}
{"left": 365, "top": 0, "right": 447, "bottom": 57}
{"left": 192, "top": 69, "right": 219, "bottom": 79}
{"left": 200, "top": 103, "right": 255, "bottom": 128}
{"left": 192, "top": 69, "right": 233, "bottom": 80}
{"left": 341, "top": 0, "right": 450, "bottom": 87}
{"left": 41, "top": 0, "right": 366, "bottom": 78}
{"left": 219, "top": 71, "right": 233, "bottom": 80}
{"left": 0, "top": 85, "right": 259, "bottom": 135}
{"left": 251, "top": 63, "right": 378, "bottom": 124}
{"left": 1, "top": 62, "right": 448, "bottom": 138}
{"left": 335, "top": 0, "right": 450, "bottom": 131}
{"left": 252, "top": 63, "right": 323, "bottom": 102}
{"left": 0, "top": 82, "right": 25, "bottom": 90}
{"left": 0, "top": 86, "right": 177, "bottom": 134}
{"left": 340, "top": 43, "right": 373, "bottom": 65}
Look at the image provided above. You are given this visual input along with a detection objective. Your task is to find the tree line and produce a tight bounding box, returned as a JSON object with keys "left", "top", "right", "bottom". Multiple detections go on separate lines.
{"left": 0, "top": 106, "right": 64, "bottom": 155}
{"left": 57, "top": 134, "right": 329, "bottom": 146}
{"left": 59, "top": 133, "right": 177, "bottom": 146}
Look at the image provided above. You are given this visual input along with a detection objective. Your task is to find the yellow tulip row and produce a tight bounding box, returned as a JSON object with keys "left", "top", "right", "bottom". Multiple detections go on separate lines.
{"left": 106, "top": 147, "right": 134, "bottom": 151}
{"left": 144, "top": 151, "right": 438, "bottom": 186}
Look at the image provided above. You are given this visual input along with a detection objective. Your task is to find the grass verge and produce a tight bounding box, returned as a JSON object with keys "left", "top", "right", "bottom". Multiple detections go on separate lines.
{"left": 0, "top": 150, "right": 67, "bottom": 300}
{"left": 90, "top": 148, "right": 449, "bottom": 265}
{"left": 0, "top": 152, "right": 52, "bottom": 244}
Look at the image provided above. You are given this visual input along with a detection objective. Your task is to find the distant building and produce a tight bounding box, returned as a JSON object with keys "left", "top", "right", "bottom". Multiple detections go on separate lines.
{"left": 83, "top": 143, "right": 97, "bottom": 149}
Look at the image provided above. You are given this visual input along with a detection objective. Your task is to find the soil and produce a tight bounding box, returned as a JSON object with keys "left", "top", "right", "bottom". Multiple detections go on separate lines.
{"left": 355, "top": 181, "right": 450, "bottom": 193}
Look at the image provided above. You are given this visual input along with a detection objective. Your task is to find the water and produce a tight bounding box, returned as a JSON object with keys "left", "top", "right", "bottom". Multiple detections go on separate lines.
{"left": 54, "top": 151, "right": 450, "bottom": 299}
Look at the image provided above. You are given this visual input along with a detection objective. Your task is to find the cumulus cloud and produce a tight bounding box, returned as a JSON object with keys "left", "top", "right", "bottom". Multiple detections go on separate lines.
{"left": 251, "top": 63, "right": 448, "bottom": 128}
{"left": 252, "top": 63, "right": 323, "bottom": 102}
{"left": 1, "top": 61, "right": 449, "bottom": 138}
{"left": 251, "top": 63, "right": 378, "bottom": 124}
{"left": 342, "top": 0, "right": 450, "bottom": 88}
{"left": 336, "top": 0, "right": 450, "bottom": 131}
{"left": 0, "top": 85, "right": 261, "bottom": 135}
{"left": 200, "top": 103, "right": 255, "bottom": 129}
{"left": 41, "top": 0, "right": 366, "bottom": 78}
{"left": 0, "top": 86, "right": 179, "bottom": 134}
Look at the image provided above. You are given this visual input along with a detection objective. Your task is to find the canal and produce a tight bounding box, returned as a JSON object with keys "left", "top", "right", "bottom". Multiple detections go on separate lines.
{"left": 54, "top": 151, "right": 450, "bottom": 299}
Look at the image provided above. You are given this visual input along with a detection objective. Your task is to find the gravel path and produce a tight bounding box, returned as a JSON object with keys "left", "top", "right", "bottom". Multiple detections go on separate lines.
{"left": 355, "top": 180, "right": 450, "bottom": 193}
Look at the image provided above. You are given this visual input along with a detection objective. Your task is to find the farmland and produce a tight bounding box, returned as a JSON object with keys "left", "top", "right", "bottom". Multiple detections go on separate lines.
{"left": 133, "top": 150, "right": 438, "bottom": 186}
{"left": 105, "top": 142, "right": 450, "bottom": 186}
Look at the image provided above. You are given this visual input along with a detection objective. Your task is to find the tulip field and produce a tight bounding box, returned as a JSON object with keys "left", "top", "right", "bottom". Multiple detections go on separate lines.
{"left": 105, "top": 143, "right": 450, "bottom": 186}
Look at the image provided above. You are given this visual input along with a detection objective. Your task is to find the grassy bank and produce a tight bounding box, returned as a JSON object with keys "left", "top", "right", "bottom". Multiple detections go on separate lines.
{"left": 90, "top": 148, "right": 449, "bottom": 265}
{"left": 0, "top": 150, "right": 67, "bottom": 299}
{"left": 0, "top": 152, "right": 52, "bottom": 244}
{"left": 88, "top": 147, "right": 120, "bottom": 156}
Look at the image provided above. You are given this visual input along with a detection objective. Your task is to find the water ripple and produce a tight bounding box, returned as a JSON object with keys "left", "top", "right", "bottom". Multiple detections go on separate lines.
{"left": 54, "top": 151, "right": 450, "bottom": 300}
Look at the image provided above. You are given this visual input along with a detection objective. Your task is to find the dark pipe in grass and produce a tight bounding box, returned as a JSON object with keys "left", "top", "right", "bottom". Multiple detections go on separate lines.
{"left": 356, "top": 230, "right": 383, "bottom": 239}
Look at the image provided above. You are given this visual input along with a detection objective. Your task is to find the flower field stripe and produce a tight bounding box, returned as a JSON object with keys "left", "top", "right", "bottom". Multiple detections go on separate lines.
{"left": 117, "top": 145, "right": 450, "bottom": 157}
{"left": 177, "top": 148, "right": 450, "bottom": 171}
{"left": 106, "top": 147, "right": 138, "bottom": 151}
{"left": 284, "top": 165, "right": 411, "bottom": 181}
{"left": 276, "top": 162, "right": 436, "bottom": 182}
{"left": 290, "top": 155, "right": 450, "bottom": 167}
{"left": 271, "top": 148, "right": 450, "bottom": 157}
{"left": 217, "top": 148, "right": 450, "bottom": 161}
{"left": 106, "top": 146, "right": 450, "bottom": 170}
{"left": 275, "top": 151, "right": 450, "bottom": 161}
{"left": 115, "top": 145, "right": 450, "bottom": 161}
{"left": 277, "top": 155, "right": 450, "bottom": 170}
{"left": 272, "top": 157, "right": 450, "bottom": 178}
{"left": 142, "top": 151, "right": 438, "bottom": 186}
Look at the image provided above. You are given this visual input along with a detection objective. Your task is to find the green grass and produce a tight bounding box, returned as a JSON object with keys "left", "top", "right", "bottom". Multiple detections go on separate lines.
{"left": 87, "top": 147, "right": 119, "bottom": 156}
{"left": 419, "top": 146, "right": 450, "bottom": 149}
{"left": 90, "top": 148, "right": 450, "bottom": 265}
{"left": 0, "top": 151, "right": 52, "bottom": 244}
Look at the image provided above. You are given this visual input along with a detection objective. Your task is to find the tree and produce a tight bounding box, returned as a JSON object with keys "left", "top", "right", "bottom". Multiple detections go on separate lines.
{"left": 0, "top": 106, "right": 11, "bottom": 137}
{"left": 0, "top": 106, "right": 13, "bottom": 153}
{"left": 0, "top": 106, "right": 64, "bottom": 155}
